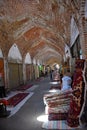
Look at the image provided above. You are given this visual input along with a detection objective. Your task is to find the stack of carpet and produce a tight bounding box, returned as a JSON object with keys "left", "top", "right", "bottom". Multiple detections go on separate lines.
{"left": 43, "top": 59, "right": 86, "bottom": 129}
{"left": 67, "top": 59, "right": 85, "bottom": 127}
{"left": 43, "top": 89, "right": 72, "bottom": 121}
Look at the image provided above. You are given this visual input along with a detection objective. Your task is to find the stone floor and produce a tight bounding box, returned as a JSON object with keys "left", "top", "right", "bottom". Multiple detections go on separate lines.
{"left": 0, "top": 76, "right": 87, "bottom": 130}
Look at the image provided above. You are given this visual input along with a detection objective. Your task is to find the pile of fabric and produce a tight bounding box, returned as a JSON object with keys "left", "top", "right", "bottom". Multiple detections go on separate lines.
{"left": 43, "top": 89, "right": 72, "bottom": 120}
{"left": 43, "top": 67, "right": 73, "bottom": 121}
{"left": 43, "top": 59, "right": 86, "bottom": 128}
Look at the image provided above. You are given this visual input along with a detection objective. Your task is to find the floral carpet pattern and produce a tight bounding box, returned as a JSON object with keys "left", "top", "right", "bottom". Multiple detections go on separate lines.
{"left": 7, "top": 92, "right": 33, "bottom": 117}
{"left": 2, "top": 84, "right": 39, "bottom": 117}
{"left": 7, "top": 93, "right": 29, "bottom": 107}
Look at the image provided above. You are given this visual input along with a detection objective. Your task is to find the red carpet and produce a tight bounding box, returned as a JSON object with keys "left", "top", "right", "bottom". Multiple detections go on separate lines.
{"left": 17, "top": 84, "right": 33, "bottom": 91}
{"left": 7, "top": 93, "right": 29, "bottom": 107}
{"left": 48, "top": 113, "right": 68, "bottom": 120}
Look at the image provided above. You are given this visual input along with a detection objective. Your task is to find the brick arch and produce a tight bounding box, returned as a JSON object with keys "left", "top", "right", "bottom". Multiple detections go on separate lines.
{"left": 0, "top": 0, "right": 85, "bottom": 65}
{"left": 33, "top": 47, "right": 62, "bottom": 65}
{"left": 19, "top": 26, "right": 65, "bottom": 60}
{"left": 23, "top": 26, "right": 65, "bottom": 49}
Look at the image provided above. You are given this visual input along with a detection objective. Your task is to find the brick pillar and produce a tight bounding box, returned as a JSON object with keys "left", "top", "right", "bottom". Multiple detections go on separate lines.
{"left": 3, "top": 57, "right": 9, "bottom": 89}
{"left": 23, "top": 59, "right": 26, "bottom": 84}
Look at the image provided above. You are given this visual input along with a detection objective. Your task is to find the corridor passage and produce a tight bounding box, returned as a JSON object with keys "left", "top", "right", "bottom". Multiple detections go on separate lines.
{"left": 0, "top": 76, "right": 51, "bottom": 130}
{"left": 0, "top": 76, "right": 87, "bottom": 130}
{"left": 0, "top": 1, "right": 87, "bottom": 130}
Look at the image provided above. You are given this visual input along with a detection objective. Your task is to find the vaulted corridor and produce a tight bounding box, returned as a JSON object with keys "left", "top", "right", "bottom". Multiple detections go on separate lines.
{"left": 0, "top": 0, "right": 87, "bottom": 129}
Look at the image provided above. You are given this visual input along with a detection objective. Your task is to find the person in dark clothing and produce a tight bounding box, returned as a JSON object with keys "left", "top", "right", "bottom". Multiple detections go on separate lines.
{"left": 50, "top": 69, "right": 53, "bottom": 80}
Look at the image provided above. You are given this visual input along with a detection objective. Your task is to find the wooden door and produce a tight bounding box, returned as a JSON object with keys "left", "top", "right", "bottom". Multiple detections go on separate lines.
{"left": 8, "top": 63, "right": 19, "bottom": 89}
{"left": 18, "top": 64, "right": 23, "bottom": 85}
{"left": 26, "top": 64, "right": 31, "bottom": 81}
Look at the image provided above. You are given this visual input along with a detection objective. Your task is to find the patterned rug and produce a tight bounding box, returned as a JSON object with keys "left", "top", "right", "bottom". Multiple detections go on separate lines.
{"left": 6, "top": 92, "right": 33, "bottom": 117}
{"left": 7, "top": 93, "right": 29, "bottom": 107}
{"left": 17, "top": 84, "right": 33, "bottom": 91}
{"left": 42, "top": 120, "right": 80, "bottom": 130}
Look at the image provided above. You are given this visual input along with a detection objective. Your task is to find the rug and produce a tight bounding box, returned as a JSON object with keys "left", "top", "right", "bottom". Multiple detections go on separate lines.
{"left": 7, "top": 92, "right": 33, "bottom": 117}
{"left": 42, "top": 120, "right": 80, "bottom": 130}
{"left": 7, "top": 93, "right": 29, "bottom": 107}
{"left": 17, "top": 84, "right": 33, "bottom": 91}
{"left": 48, "top": 113, "right": 68, "bottom": 120}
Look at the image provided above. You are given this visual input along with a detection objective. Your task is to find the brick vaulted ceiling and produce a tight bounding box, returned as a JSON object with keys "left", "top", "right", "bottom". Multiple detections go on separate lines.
{"left": 0, "top": 0, "right": 80, "bottom": 64}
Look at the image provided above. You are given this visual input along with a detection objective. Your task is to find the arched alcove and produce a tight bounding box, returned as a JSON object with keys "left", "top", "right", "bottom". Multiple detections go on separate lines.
{"left": 33, "top": 58, "right": 36, "bottom": 65}
{"left": 24, "top": 53, "right": 32, "bottom": 64}
{"left": 70, "top": 16, "right": 79, "bottom": 46}
{"left": 24, "top": 53, "right": 32, "bottom": 81}
{"left": 8, "top": 43, "right": 22, "bottom": 62}
{"left": 8, "top": 43, "right": 23, "bottom": 89}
